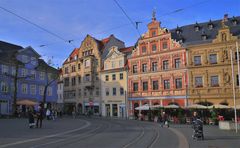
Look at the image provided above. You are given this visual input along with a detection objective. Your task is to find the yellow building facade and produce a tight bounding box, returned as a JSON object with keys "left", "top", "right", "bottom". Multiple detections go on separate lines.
{"left": 187, "top": 19, "right": 240, "bottom": 106}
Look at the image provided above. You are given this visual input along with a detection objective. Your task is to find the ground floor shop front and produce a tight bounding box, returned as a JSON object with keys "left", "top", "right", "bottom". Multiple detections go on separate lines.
{"left": 101, "top": 101, "right": 126, "bottom": 118}
{"left": 128, "top": 96, "right": 186, "bottom": 119}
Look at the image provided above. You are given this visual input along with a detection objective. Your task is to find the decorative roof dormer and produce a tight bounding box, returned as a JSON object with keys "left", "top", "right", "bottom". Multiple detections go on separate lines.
{"left": 176, "top": 25, "right": 182, "bottom": 34}
{"left": 201, "top": 30, "right": 207, "bottom": 40}
{"left": 208, "top": 19, "right": 214, "bottom": 30}
{"left": 232, "top": 16, "right": 238, "bottom": 26}
{"left": 194, "top": 22, "right": 200, "bottom": 31}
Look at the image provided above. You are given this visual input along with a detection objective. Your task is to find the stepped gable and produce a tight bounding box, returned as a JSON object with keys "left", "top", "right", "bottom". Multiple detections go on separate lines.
{"left": 171, "top": 15, "right": 240, "bottom": 46}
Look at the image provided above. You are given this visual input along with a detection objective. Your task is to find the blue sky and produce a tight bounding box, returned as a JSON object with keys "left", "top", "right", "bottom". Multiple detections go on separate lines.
{"left": 0, "top": 0, "right": 239, "bottom": 67}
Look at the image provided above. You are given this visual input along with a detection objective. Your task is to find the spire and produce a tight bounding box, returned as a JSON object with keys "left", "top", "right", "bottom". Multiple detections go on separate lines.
{"left": 152, "top": 9, "right": 156, "bottom": 21}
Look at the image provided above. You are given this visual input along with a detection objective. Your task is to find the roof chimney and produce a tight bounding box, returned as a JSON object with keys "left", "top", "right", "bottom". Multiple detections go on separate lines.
{"left": 223, "top": 14, "right": 228, "bottom": 22}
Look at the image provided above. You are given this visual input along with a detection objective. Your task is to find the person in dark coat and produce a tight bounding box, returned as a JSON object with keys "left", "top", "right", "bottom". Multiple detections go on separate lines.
{"left": 160, "top": 112, "right": 169, "bottom": 128}
{"left": 28, "top": 107, "right": 35, "bottom": 128}
{"left": 36, "top": 106, "right": 44, "bottom": 128}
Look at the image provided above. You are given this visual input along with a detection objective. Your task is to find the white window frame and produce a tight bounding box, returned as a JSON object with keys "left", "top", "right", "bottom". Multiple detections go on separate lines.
{"left": 30, "top": 84, "right": 36, "bottom": 95}
{"left": 21, "top": 83, "right": 28, "bottom": 94}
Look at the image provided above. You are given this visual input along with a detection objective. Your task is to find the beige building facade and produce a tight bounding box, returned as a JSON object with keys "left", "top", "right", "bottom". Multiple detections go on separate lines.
{"left": 62, "top": 35, "right": 125, "bottom": 114}
{"left": 101, "top": 46, "right": 132, "bottom": 117}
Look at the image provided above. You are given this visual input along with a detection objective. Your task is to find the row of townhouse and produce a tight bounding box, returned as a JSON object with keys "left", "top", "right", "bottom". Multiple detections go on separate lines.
{"left": 61, "top": 13, "right": 240, "bottom": 118}
{"left": 0, "top": 41, "right": 58, "bottom": 115}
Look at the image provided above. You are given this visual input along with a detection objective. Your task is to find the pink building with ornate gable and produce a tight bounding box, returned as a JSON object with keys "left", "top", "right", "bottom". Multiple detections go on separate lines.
{"left": 127, "top": 14, "right": 188, "bottom": 117}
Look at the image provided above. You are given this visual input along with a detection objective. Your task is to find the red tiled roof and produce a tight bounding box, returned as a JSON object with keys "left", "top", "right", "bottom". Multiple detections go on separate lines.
{"left": 101, "top": 37, "right": 110, "bottom": 44}
{"left": 63, "top": 48, "right": 79, "bottom": 64}
{"left": 119, "top": 46, "right": 133, "bottom": 53}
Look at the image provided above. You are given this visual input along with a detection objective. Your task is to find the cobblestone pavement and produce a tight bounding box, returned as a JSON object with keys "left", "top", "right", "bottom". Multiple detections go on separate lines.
{"left": 0, "top": 117, "right": 239, "bottom": 148}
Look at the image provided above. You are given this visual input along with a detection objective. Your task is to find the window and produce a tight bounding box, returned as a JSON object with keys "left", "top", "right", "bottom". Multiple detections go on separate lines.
{"left": 30, "top": 70, "right": 36, "bottom": 79}
{"left": 22, "top": 68, "right": 28, "bottom": 77}
{"left": 211, "top": 76, "right": 219, "bottom": 87}
{"left": 64, "top": 78, "right": 69, "bottom": 86}
{"left": 209, "top": 54, "right": 217, "bottom": 64}
{"left": 1, "top": 82, "right": 8, "bottom": 92}
{"left": 47, "top": 87, "right": 52, "bottom": 96}
{"left": 31, "top": 57, "right": 37, "bottom": 65}
{"left": 2, "top": 65, "right": 8, "bottom": 74}
{"left": 84, "top": 89, "right": 87, "bottom": 96}
{"left": 96, "top": 74, "right": 99, "bottom": 81}
{"left": 79, "top": 89, "right": 81, "bottom": 96}
{"left": 72, "top": 65, "right": 76, "bottom": 72}
{"left": 119, "top": 60, "right": 123, "bottom": 67}
{"left": 195, "top": 77, "right": 203, "bottom": 87}
{"left": 142, "top": 82, "right": 148, "bottom": 91}
{"left": 113, "top": 88, "right": 116, "bottom": 96}
{"left": 89, "top": 90, "right": 93, "bottom": 96}
{"left": 48, "top": 73, "right": 53, "bottom": 81}
{"left": 235, "top": 52, "right": 240, "bottom": 60}
{"left": 194, "top": 56, "right": 201, "bottom": 66}
{"left": 105, "top": 88, "right": 109, "bottom": 96}
{"left": 133, "top": 65, "right": 137, "bottom": 73}
{"left": 112, "top": 74, "right": 116, "bottom": 80}
{"left": 120, "top": 87, "right": 124, "bottom": 95}
{"left": 142, "top": 46, "right": 146, "bottom": 53}
{"left": 120, "top": 73, "right": 123, "bottom": 80}
{"left": 237, "top": 75, "right": 239, "bottom": 86}
{"left": 152, "top": 62, "right": 158, "bottom": 71}
{"left": 162, "top": 42, "right": 168, "bottom": 49}
{"left": 133, "top": 83, "right": 138, "bottom": 91}
{"left": 72, "top": 77, "right": 76, "bottom": 86}
{"left": 104, "top": 63, "right": 108, "bottom": 70}
{"left": 163, "top": 60, "right": 169, "bottom": 70}
{"left": 152, "top": 44, "right": 157, "bottom": 52}
{"left": 40, "top": 72, "right": 45, "bottom": 80}
{"left": 164, "top": 80, "right": 170, "bottom": 89}
{"left": 85, "top": 59, "right": 90, "bottom": 67}
{"left": 152, "top": 80, "right": 159, "bottom": 90}
{"left": 78, "top": 63, "right": 81, "bottom": 70}
{"left": 175, "top": 58, "right": 181, "bottom": 69}
{"left": 142, "top": 63, "right": 147, "bottom": 72}
{"left": 112, "top": 61, "right": 115, "bottom": 68}
{"left": 22, "top": 55, "right": 29, "bottom": 63}
{"left": 195, "top": 26, "right": 200, "bottom": 31}
{"left": 105, "top": 75, "right": 109, "bottom": 81}
{"left": 65, "top": 67, "right": 69, "bottom": 74}
{"left": 96, "top": 88, "right": 99, "bottom": 96}
{"left": 175, "top": 78, "right": 182, "bottom": 89}
{"left": 30, "top": 85, "right": 36, "bottom": 95}
{"left": 78, "top": 76, "right": 81, "bottom": 83}
{"left": 21, "top": 84, "right": 28, "bottom": 94}
{"left": 85, "top": 74, "right": 90, "bottom": 82}
{"left": 152, "top": 31, "right": 156, "bottom": 37}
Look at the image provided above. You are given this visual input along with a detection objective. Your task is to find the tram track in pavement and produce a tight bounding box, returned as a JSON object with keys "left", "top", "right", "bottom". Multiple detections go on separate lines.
{"left": 31, "top": 119, "right": 112, "bottom": 148}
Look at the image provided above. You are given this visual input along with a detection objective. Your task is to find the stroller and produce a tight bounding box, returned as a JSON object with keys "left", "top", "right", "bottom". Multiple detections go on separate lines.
{"left": 192, "top": 118, "right": 204, "bottom": 140}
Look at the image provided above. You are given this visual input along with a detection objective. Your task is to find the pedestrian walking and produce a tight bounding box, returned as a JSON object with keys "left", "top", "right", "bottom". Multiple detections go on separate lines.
{"left": 28, "top": 107, "right": 35, "bottom": 128}
{"left": 72, "top": 107, "right": 76, "bottom": 119}
{"left": 46, "top": 108, "right": 51, "bottom": 120}
{"left": 36, "top": 106, "right": 44, "bottom": 128}
{"left": 160, "top": 112, "right": 169, "bottom": 128}
{"left": 192, "top": 112, "right": 204, "bottom": 140}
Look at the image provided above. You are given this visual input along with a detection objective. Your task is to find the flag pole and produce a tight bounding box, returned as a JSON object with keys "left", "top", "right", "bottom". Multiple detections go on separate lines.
{"left": 230, "top": 49, "right": 238, "bottom": 133}
{"left": 236, "top": 41, "right": 240, "bottom": 131}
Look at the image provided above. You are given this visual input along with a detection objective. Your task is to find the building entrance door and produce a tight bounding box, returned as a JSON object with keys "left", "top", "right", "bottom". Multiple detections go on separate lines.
{"left": 106, "top": 104, "right": 110, "bottom": 117}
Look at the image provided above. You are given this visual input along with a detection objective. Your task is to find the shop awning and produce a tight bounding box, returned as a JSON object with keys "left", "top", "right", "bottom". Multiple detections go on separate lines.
{"left": 17, "top": 100, "right": 38, "bottom": 106}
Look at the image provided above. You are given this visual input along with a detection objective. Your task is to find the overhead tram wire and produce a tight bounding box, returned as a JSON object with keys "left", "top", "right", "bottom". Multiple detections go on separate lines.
{"left": 113, "top": 0, "right": 142, "bottom": 38}
{"left": 20, "top": 0, "right": 210, "bottom": 48}
{"left": 0, "top": 6, "right": 76, "bottom": 48}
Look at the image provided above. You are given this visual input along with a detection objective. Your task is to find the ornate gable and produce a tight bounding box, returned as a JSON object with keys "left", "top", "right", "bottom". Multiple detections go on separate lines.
{"left": 213, "top": 21, "right": 238, "bottom": 43}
